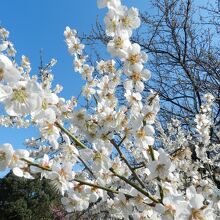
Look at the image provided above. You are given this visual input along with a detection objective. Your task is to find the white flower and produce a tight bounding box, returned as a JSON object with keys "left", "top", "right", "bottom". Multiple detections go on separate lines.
{"left": 7, "top": 43, "right": 16, "bottom": 57}
{"left": 45, "top": 162, "right": 74, "bottom": 195}
{"left": 9, "top": 149, "right": 30, "bottom": 168}
{"left": 107, "top": 31, "right": 131, "bottom": 59}
{"left": 64, "top": 26, "right": 84, "bottom": 56}
{"left": 0, "top": 80, "right": 42, "bottom": 116}
{"left": 97, "top": 0, "right": 121, "bottom": 9}
{"left": 92, "top": 140, "right": 112, "bottom": 172}
{"left": 124, "top": 43, "right": 148, "bottom": 72}
{"left": 113, "top": 192, "right": 133, "bottom": 218}
{"left": 0, "top": 28, "right": 9, "bottom": 39}
{"left": 82, "top": 83, "right": 96, "bottom": 99}
{"left": 32, "top": 89, "right": 59, "bottom": 124}
{"left": 11, "top": 149, "right": 34, "bottom": 179}
{"left": 176, "top": 186, "right": 216, "bottom": 220}
{"left": 34, "top": 108, "right": 56, "bottom": 125}
{"left": 195, "top": 114, "right": 209, "bottom": 126}
{"left": 126, "top": 67, "right": 151, "bottom": 84}
{"left": 104, "top": 10, "right": 120, "bottom": 37}
{"left": 0, "top": 42, "right": 8, "bottom": 52}
{"left": 0, "top": 84, "right": 12, "bottom": 101}
{"left": 21, "top": 55, "right": 31, "bottom": 70}
{"left": 96, "top": 60, "right": 106, "bottom": 74}
{"left": 148, "top": 148, "right": 173, "bottom": 180}
{"left": 118, "top": 6, "right": 140, "bottom": 35}
{"left": 12, "top": 167, "right": 34, "bottom": 179}
{"left": 80, "top": 64, "right": 94, "bottom": 81}
{"left": 61, "top": 191, "right": 89, "bottom": 212}
{"left": 195, "top": 145, "right": 208, "bottom": 161}
{"left": 30, "top": 154, "right": 51, "bottom": 174}
{"left": 97, "top": 75, "right": 116, "bottom": 95}
{"left": 64, "top": 26, "right": 77, "bottom": 38}
{"left": 66, "top": 35, "right": 84, "bottom": 55}
{"left": 130, "top": 188, "right": 149, "bottom": 212}
{"left": 0, "top": 143, "right": 14, "bottom": 171}
{"left": 204, "top": 93, "right": 214, "bottom": 103}
{"left": 40, "top": 122, "right": 60, "bottom": 145}
{"left": 135, "top": 125, "right": 155, "bottom": 148}
{"left": 0, "top": 54, "right": 21, "bottom": 83}
{"left": 124, "top": 90, "right": 142, "bottom": 106}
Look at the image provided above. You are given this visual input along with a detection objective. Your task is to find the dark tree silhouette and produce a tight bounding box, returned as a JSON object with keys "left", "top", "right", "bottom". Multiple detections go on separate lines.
{"left": 0, "top": 172, "right": 66, "bottom": 220}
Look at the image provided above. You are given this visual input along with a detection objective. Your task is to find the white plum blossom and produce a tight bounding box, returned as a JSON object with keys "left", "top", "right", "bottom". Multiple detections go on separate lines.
{"left": 0, "top": 28, "right": 9, "bottom": 39}
{"left": 107, "top": 31, "right": 131, "bottom": 58}
{"left": 0, "top": 80, "right": 42, "bottom": 116}
{"left": 97, "top": 0, "right": 121, "bottom": 9}
{"left": 0, "top": 54, "right": 21, "bottom": 83}
{"left": 148, "top": 148, "right": 174, "bottom": 180}
{"left": 61, "top": 191, "right": 90, "bottom": 212}
{"left": 176, "top": 186, "right": 216, "bottom": 220}
{"left": 65, "top": 27, "right": 84, "bottom": 55}
{"left": 104, "top": 10, "right": 120, "bottom": 37}
{"left": 82, "top": 83, "right": 96, "bottom": 99}
{"left": 118, "top": 6, "right": 141, "bottom": 36}
{"left": 0, "top": 143, "right": 14, "bottom": 171}
{"left": 96, "top": 60, "right": 106, "bottom": 74}
{"left": 134, "top": 125, "right": 155, "bottom": 148}
{"left": 92, "top": 140, "right": 112, "bottom": 172}
{"left": 80, "top": 64, "right": 94, "bottom": 81}
{"left": 32, "top": 89, "right": 59, "bottom": 124}
{"left": 124, "top": 43, "right": 148, "bottom": 73}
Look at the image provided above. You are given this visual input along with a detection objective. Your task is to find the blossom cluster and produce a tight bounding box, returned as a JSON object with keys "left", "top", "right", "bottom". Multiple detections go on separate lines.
{"left": 0, "top": 0, "right": 219, "bottom": 219}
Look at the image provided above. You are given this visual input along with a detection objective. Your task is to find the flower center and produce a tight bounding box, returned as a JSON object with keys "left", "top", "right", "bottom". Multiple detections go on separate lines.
{"left": 114, "top": 37, "right": 124, "bottom": 48}
{"left": 131, "top": 72, "right": 141, "bottom": 81}
{"left": 105, "top": 114, "right": 113, "bottom": 122}
{"left": 106, "top": 62, "right": 115, "bottom": 73}
{"left": 83, "top": 66, "right": 90, "bottom": 74}
{"left": 128, "top": 54, "right": 140, "bottom": 65}
{"left": 76, "top": 112, "right": 84, "bottom": 120}
{"left": 156, "top": 164, "right": 166, "bottom": 173}
{"left": 65, "top": 29, "right": 72, "bottom": 38}
{"left": 94, "top": 152, "right": 102, "bottom": 161}
{"left": 136, "top": 128, "right": 146, "bottom": 139}
{"left": 121, "top": 16, "right": 131, "bottom": 27}
{"left": 73, "top": 43, "right": 80, "bottom": 51}
{"left": 12, "top": 88, "right": 27, "bottom": 103}
{"left": 106, "top": 93, "right": 114, "bottom": 100}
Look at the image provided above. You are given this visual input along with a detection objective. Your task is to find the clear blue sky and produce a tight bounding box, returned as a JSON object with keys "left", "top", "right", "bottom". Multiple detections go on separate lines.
{"left": 0, "top": 0, "right": 207, "bottom": 177}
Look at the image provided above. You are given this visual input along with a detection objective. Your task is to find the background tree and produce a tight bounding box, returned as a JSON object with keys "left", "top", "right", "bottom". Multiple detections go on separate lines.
{"left": 0, "top": 172, "right": 66, "bottom": 220}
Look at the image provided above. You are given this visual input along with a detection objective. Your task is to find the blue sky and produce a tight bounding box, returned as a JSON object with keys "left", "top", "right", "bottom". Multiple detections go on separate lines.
{"left": 0, "top": 0, "right": 207, "bottom": 177}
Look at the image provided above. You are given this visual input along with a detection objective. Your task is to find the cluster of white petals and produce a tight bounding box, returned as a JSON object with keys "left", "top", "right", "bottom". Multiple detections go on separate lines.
{"left": 0, "top": 1, "right": 219, "bottom": 219}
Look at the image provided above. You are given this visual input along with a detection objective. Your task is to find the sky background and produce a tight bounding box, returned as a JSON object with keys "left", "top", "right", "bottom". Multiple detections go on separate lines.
{"left": 0, "top": 0, "right": 208, "bottom": 177}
